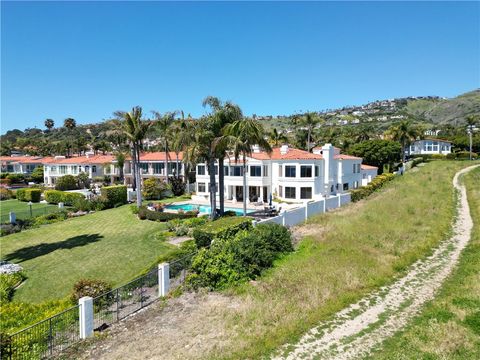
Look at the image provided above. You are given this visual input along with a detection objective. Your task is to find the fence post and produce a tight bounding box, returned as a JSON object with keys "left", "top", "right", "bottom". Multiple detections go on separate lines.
{"left": 79, "top": 297, "right": 94, "bottom": 339}
{"left": 323, "top": 198, "right": 326, "bottom": 213}
{"left": 9, "top": 212, "right": 16, "bottom": 224}
{"left": 158, "top": 263, "right": 170, "bottom": 297}
{"left": 338, "top": 194, "right": 342, "bottom": 208}
{"left": 304, "top": 203, "right": 308, "bottom": 222}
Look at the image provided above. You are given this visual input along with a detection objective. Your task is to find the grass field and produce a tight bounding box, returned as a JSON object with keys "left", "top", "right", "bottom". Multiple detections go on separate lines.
{"left": 201, "top": 161, "right": 476, "bottom": 359}
{"left": 0, "top": 199, "right": 61, "bottom": 222}
{"left": 1, "top": 204, "right": 176, "bottom": 303}
{"left": 370, "top": 166, "right": 480, "bottom": 360}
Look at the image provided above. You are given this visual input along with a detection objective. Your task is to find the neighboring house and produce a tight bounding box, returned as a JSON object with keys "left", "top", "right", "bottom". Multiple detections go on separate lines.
{"left": 43, "top": 154, "right": 117, "bottom": 186}
{"left": 408, "top": 138, "right": 452, "bottom": 156}
{"left": 0, "top": 156, "right": 46, "bottom": 174}
{"left": 361, "top": 164, "right": 379, "bottom": 186}
{"left": 194, "top": 144, "right": 375, "bottom": 204}
{"left": 123, "top": 152, "right": 184, "bottom": 186}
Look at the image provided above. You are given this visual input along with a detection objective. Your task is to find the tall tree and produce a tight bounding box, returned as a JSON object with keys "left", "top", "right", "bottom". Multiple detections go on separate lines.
{"left": 466, "top": 115, "right": 478, "bottom": 160}
{"left": 114, "top": 151, "right": 126, "bottom": 183}
{"left": 64, "top": 118, "right": 76, "bottom": 129}
{"left": 268, "top": 128, "right": 288, "bottom": 147}
{"left": 173, "top": 117, "right": 197, "bottom": 193}
{"left": 386, "top": 120, "right": 421, "bottom": 162}
{"left": 221, "top": 118, "right": 272, "bottom": 216}
{"left": 293, "top": 112, "right": 321, "bottom": 152}
{"left": 44, "top": 118, "right": 55, "bottom": 132}
{"left": 153, "top": 111, "right": 178, "bottom": 183}
{"left": 122, "top": 106, "right": 153, "bottom": 207}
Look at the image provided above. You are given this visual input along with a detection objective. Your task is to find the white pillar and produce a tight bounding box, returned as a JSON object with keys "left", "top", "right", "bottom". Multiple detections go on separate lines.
{"left": 79, "top": 297, "right": 94, "bottom": 339}
{"left": 338, "top": 194, "right": 342, "bottom": 208}
{"left": 323, "top": 198, "right": 326, "bottom": 213}
{"left": 304, "top": 203, "right": 308, "bottom": 222}
{"left": 281, "top": 211, "right": 286, "bottom": 226}
{"left": 158, "top": 263, "right": 170, "bottom": 297}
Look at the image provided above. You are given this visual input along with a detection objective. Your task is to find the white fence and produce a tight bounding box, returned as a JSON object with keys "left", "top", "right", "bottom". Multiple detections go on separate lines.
{"left": 258, "top": 193, "right": 351, "bottom": 227}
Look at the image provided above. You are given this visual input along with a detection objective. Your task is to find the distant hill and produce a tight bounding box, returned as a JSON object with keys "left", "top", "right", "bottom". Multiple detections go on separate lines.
{"left": 405, "top": 90, "right": 480, "bottom": 125}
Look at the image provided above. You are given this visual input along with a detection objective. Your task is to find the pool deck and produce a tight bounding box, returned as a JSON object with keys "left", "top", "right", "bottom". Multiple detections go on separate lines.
{"left": 164, "top": 199, "right": 301, "bottom": 214}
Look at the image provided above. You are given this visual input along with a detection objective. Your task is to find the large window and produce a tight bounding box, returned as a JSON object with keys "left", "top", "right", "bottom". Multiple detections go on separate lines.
{"left": 197, "top": 164, "right": 205, "bottom": 175}
{"left": 285, "top": 165, "right": 296, "bottom": 178}
{"left": 300, "top": 187, "right": 312, "bottom": 199}
{"left": 343, "top": 183, "right": 349, "bottom": 191}
{"left": 232, "top": 166, "right": 243, "bottom": 176}
{"left": 315, "top": 166, "right": 319, "bottom": 177}
{"left": 140, "top": 163, "right": 148, "bottom": 173}
{"left": 50, "top": 166, "right": 56, "bottom": 173}
{"left": 263, "top": 165, "right": 268, "bottom": 177}
{"left": 59, "top": 166, "right": 67, "bottom": 174}
{"left": 168, "top": 163, "right": 176, "bottom": 175}
{"left": 300, "top": 166, "right": 312, "bottom": 178}
{"left": 71, "top": 166, "right": 78, "bottom": 175}
{"left": 92, "top": 165, "right": 97, "bottom": 173}
{"left": 279, "top": 186, "right": 283, "bottom": 197}
{"left": 197, "top": 182, "right": 206, "bottom": 192}
{"left": 250, "top": 166, "right": 261, "bottom": 177}
{"left": 432, "top": 141, "right": 439, "bottom": 152}
{"left": 224, "top": 166, "right": 229, "bottom": 176}
{"left": 357, "top": 164, "right": 361, "bottom": 173}
{"left": 285, "top": 187, "right": 296, "bottom": 199}
{"left": 153, "top": 163, "right": 164, "bottom": 174}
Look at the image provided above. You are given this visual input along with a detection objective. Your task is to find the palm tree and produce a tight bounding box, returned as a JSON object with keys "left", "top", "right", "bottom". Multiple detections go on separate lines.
{"left": 221, "top": 119, "right": 272, "bottom": 216}
{"left": 203, "top": 96, "right": 243, "bottom": 216}
{"left": 114, "top": 151, "right": 126, "bottom": 183}
{"left": 64, "top": 118, "right": 76, "bottom": 129}
{"left": 466, "top": 115, "right": 478, "bottom": 160}
{"left": 293, "top": 112, "right": 321, "bottom": 152}
{"left": 153, "top": 111, "right": 178, "bottom": 183}
{"left": 268, "top": 128, "right": 288, "bottom": 146}
{"left": 44, "top": 119, "right": 54, "bottom": 132}
{"left": 122, "top": 106, "right": 153, "bottom": 207}
{"left": 387, "top": 120, "right": 421, "bottom": 162}
{"left": 173, "top": 117, "right": 197, "bottom": 193}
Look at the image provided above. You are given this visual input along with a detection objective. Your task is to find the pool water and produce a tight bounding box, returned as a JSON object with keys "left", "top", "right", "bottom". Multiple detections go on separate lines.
{"left": 165, "top": 203, "right": 253, "bottom": 216}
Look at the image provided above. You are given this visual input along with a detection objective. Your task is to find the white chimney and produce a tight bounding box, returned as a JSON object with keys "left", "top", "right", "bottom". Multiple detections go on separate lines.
{"left": 85, "top": 151, "right": 94, "bottom": 159}
{"left": 280, "top": 145, "right": 289, "bottom": 155}
{"left": 54, "top": 155, "right": 66, "bottom": 160}
{"left": 252, "top": 144, "right": 260, "bottom": 153}
{"left": 322, "top": 143, "right": 335, "bottom": 194}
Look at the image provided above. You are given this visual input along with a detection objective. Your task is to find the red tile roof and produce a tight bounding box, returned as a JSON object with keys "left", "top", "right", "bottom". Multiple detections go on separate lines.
{"left": 138, "top": 152, "right": 184, "bottom": 161}
{"left": 0, "top": 156, "right": 47, "bottom": 164}
{"left": 249, "top": 147, "right": 324, "bottom": 160}
{"left": 334, "top": 154, "right": 362, "bottom": 160}
{"left": 43, "top": 155, "right": 115, "bottom": 164}
{"left": 361, "top": 164, "right": 378, "bottom": 170}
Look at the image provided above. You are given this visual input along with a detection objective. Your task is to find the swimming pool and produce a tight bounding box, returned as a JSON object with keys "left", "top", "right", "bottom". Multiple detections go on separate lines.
{"left": 165, "top": 203, "right": 254, "bottom": 216}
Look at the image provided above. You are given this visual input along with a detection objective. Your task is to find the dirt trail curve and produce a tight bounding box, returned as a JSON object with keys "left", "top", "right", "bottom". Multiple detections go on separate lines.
{"left": 273, "top": 165, "right": 479, "bottom": 360}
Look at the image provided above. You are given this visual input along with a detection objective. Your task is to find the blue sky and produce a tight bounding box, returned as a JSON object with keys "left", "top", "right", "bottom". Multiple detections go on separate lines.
{"left": 1, "top": 1, "right": 479, "bottom": 131}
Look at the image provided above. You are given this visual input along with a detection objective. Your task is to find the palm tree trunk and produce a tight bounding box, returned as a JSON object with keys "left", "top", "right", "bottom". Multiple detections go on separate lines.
{"left": 185, "top": 163, "right": 190, "bottom": 194}
{"left": 242, "top": 153, "right": 247, "bottom": 217}
{"left": 135, "top": 144, "right": 142, "bottom": 208}
{"left": 307, "top": 129, "right": 311, "bottom": 152}
{"left": 208, "top": 158, "right": 216, "bottom": 219}
{"left": 218, "top": 157, "right": 224, "bottom": 216}
{"left": 131, "top": 147, "right": 137, "bottom": 192}
{"left": 164, "top": 141, "right": 169, "bottom": 184}
{"left": 175, "top": 152, "right": 179, "bottom": 177}
{"left": 402, "top": 140, "right": 406, "bottom": 163}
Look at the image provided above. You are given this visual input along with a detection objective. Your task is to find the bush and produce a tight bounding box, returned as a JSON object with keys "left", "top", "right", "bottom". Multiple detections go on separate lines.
{"left": 72, "top": 197, "right": 92, "bottom": 212}
{"left": 455, "top": 151, "right": 478, "bottom": 160}
{"left": 0, "top": 188, "right": 13, "bottom": 201}
{"left": 1, "top": 219, "right": 33, "bottom": 236}
{"left": 130, "top": 204, "right": 140, "bottom": 214}
{"left": 188, "top": 223, "right": 293, "bottom": 290}
{"left": 0, "top": 273, "right": 25, "bottom": 302}
{"left": 100, "top": 185, "right": 127, "bottom": 208}
{"left": 192, "top": 216, "right": 253, "bottom": 248}
{"left": 55, "top": 175, "right": 78, "bottom": 191}
{"left": 137, "top": 206, "right": 197, "bottom": 222}
{"left": 33, "top": 211, "right": 68, "bottom": 226}
{"left": 446, "top": 153, "right": 456, "bottom": 160}
{"left": 222, "top": 210, "right": 237, "bottom": 217}
{"left": 16, "top": 188, "right": 41, "bottom": 202}
{"left": 351, "top": 173, "right": 395, "bottom": 202}
{"left": 142, "top": 178, "right": 168, "bottom": 200}
{"left": 430, "top": 154, "right": 446, "bottom": 160}
{"left": 0, "top": 172, "right": 9, "bottom": 179}
{"left": 30, "top": 166, "right": 44, "bottom": 183}
{"left": 44, "top": 190, "right": 84, "bottom": 205}
{"left": 168, "top": 176, "right": 185, "bottom": 196}
{"left": 6, "top": 173, "right": 25, "bottom": 184}
{"left": 0, "top": 178, "right": 11, "bottom": 186}
{"left": 70, "top": 279, "right": 112, "bottom": 303}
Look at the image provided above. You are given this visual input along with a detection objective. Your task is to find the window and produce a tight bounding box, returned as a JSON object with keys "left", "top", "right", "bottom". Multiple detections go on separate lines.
{"left": 343, "top": 183, "right": 349, "bottom": 191}
{"left": 353, "top": 164, "right": 356, "bottom": 173}
{"left": 59, "top": 166, "right": 67, "bottom": 174}
{"left": 198, "top": 182, "right": 206, "bottom": 192}
{"left": 263, "top": 165, "right": 268, "bottom": 177}
{"left": 285, "top": 187, "right": 296, "bottom": 199}
{"left": 285, "top": 165, "right": 296, "bottom": 178}
{"left": 315, "top": 166, "right": 319, "bottom": 177}
{"left": 168, "top": 163, "right": 176, "bottom": 175}
{"left": 139, "top": 163, "right": 148, "bottom": 173}
{"left": 300, "top": 187, "right": 312, "bottom": 199}
{"left": 279, "top": 186, "right": 283, "bottom": 197}
{"left": 300, "top": 166, "right": 312, "bottom": 178}
{"left": 51, "top": 166, "right": 56, "bottom": 173}
{"left": 224, "top": 166, "right": 229, "bottom": 176}
{"left": 197, "top": 164, "right": 205, "bottom": 175}
{"left": 153, "top": 163, "right": 164, "bottom": 174}
{"left": 85, "top": 166, "right": 90, "bottom": 173}
{"left": 232, "top": 166, "right": 243, "bottom": 176}
{"left": 250, "top": 166, "right": 261, "bottom": 177}
{"left": 278, "top": 165, "right": 282, "bottom": 177}
{"left": 71, "top": 166, "right": 78, "bottom": 175}
{"left": 357, "top": 164, "right": 361, "bottom": 173}
{"left": 92, "top": 165, "right": 97, "bottom": 173}
{"left": 354, "top": 181, "right": 359, "bottom": 189}
{"left": 432, "top": 141, "right": 439, "bottom": 152}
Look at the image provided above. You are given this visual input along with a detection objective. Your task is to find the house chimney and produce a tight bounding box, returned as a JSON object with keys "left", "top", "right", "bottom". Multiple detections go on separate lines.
{"left": 322, "top": 143, "right": 335, "bottom": 195}
{"left": 252, "top": 144, "right": 260, "bottom": 153}
{"left": 280, "top": 145, "right": 289, "bottom": 155}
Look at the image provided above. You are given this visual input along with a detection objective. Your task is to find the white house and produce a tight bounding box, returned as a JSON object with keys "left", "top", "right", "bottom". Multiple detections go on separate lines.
{"left": 194, "top": 144, "right": 376, "bottom": 204}
{"left": 361, "top": 164, "right": 379, "bottom": 186}
{"left": 0, "top": 156, "right": 45, "bottom": 174}
{"left": 408, "top": 138, "right": 452, "bottom": 156}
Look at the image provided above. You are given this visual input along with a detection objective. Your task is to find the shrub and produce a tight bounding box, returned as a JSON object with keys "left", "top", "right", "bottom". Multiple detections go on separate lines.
{"left": 44, "top": 190, "right": 84, "bottom": 205}
{"left": 72, "top": 197, "right": 92, "bottom": 212}
{"left": 192, "top": 216, "right": 253, "bottom": 248}
{"left": 351, "top": 173, "right": 395, "bottom": 202}
{"left": 30, "top": 166, "right": 44, "bottom": 183}
{"left": 6, "top": 173, "right": 25, "bottom": 184}
{"left": 55, "top": 175, "right": 78, "bottom": 191}
{"left": 137, "top": 206, "right": 197, "bottom": 222}
{"left": 70, "top": 279, "right": 112, "bottom": 303}
{"left": 100, "top": 185, "right": 127, "bottom": 208}
{"left": 0, "top": 172, "right": 9, "bottom": 179}
{"left": 142, "top": 178, "right": 168, "bottom": 200}
{"left": 455, "top": 151, "right": 478, "bottom": 160}
{"left": 33, "top": 211, "right": 68, "bottom": 226}
{"left": 16, "top": 188, "right": 41, "bottom": 202}
{"left": 168, "top": 176, "right": 185, "bottom": 196}
{"left": 0, "top": 188, "right": 12, "bottom": 201}
{"left": 446, "top": 153, "right": 456, "bottom": 160}
{"left": 0, "top": 273, "right": 25, "bottom": 302}
{"left": 0, "top": 178, "right": 11, "bottom": 186}
{"left": 430, "top": 154, "right": 446, "bottom": 160}
{"left": 222, "top": 210, "right": 237, "bottom": 217}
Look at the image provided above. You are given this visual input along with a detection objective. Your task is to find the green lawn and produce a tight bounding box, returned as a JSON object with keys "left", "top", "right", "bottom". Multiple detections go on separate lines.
{"left": 0, "top": 199, "right": 60, "bottom": 222}
{"left": 199, "top": 161, "right": 477, "bottom": 359}
{"left": 1, "top": 205, "right": 176, "bottom": 303}
{"left": 370, "top": 166, "right": 480, "bottom": 360}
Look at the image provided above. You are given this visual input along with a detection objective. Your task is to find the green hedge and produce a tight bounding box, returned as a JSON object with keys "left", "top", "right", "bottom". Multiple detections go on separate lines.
{"left": 44, "top": 190, "right": 84, "bottom": 205}
{"left": 137, "top": 206, "right": 197, "bottom": 222}
{"left": 351, "top": 173, "right": 395, "bottom": 202}
{"left": 192, "top": 216, "right": 253, "bottom": 248}
{"left": 100, "top": 185, "right": 127, "bottom": 208}
{"left": 16, "top": 189, "right": 41, "bottom": 203}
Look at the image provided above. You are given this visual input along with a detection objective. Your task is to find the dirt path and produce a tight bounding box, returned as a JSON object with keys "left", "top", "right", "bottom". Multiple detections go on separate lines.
{"left": 273, "top": 165, "right": 479, "bottom": 360}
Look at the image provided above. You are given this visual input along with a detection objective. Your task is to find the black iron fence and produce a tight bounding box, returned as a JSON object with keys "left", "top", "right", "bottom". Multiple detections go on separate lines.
{"left": 3, "top": 305, "right": 80, "bottom": 360}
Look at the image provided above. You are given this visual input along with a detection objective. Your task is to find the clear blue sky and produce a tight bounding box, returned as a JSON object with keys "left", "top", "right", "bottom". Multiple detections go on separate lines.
{"left": 1, "top": 1, "right": 479, "bottom": 131}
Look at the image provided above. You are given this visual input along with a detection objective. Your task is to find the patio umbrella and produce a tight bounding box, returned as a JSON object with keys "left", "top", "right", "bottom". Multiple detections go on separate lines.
{"left": 269, "top": 193, "right": 273, "bottom": 207}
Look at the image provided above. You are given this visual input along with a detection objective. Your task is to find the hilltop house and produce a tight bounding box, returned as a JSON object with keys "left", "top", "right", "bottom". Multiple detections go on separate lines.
{"left": 123, "top": 152, "right": 184, "bottom": 186}
{"left": 407, "top": 138, "right": 452, "bottom": 156}
{"left": 0, "top": 156, "right": 45, "bottom": 175}
{"left": 193, "top": 144, "right": 377, "bottom": 204}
